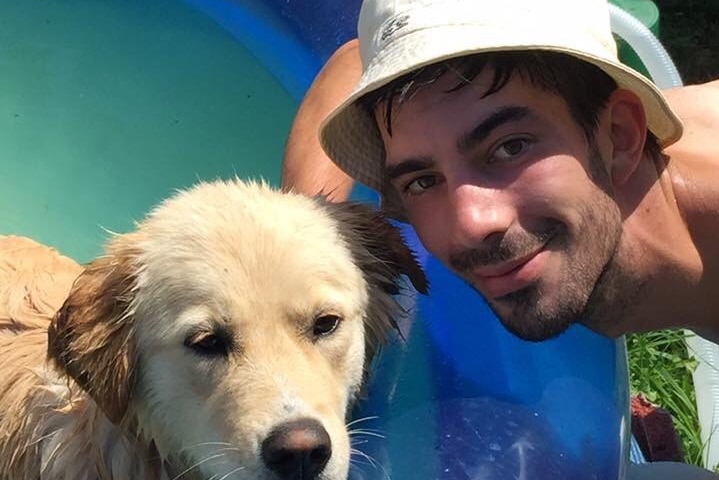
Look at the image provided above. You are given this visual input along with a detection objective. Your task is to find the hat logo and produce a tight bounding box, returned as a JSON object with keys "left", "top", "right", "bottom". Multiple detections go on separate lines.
{"left": 380, "top": 14, "right": 410, "bottom": 42}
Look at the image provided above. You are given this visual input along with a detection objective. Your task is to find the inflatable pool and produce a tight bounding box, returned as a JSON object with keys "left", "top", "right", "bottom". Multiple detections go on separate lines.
{"left": 1, "top": 1, "right": 630, "bottom": 478}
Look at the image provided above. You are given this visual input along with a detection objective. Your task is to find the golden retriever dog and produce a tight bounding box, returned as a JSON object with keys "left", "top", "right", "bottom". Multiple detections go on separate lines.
{"left": 0, "top": 179, "right": 427, "bottom": 480}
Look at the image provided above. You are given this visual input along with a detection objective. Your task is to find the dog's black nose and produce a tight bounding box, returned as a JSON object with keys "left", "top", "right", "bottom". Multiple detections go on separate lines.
{"left": 261, "top": 418, "right": 332, "bottom": 479}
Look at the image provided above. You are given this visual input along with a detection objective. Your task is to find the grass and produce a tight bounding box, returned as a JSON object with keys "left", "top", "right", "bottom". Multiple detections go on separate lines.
{"left": 625, "top": 0, "right": 719, "bottom": 469}
{"left": 627, "top": 331, "right": 704, "bottom": 465}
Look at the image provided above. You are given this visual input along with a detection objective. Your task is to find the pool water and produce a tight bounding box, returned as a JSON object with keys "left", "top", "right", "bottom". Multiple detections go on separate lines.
{"left": 0, "top": 0, "right": 296, "bottom": 262}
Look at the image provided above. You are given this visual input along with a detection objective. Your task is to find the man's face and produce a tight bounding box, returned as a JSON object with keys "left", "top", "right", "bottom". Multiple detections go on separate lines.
{"left": 377, "top": 69, "right": 628, "bottom": 341}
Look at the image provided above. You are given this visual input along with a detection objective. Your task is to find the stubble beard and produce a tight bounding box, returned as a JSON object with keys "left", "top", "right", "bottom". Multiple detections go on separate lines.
{"left": 482, "top": 199, "right": 625, "bottom": 343}
{"left": 486, "top": 221, "right": 634, "bottom": 343}
{"left": 458, "top": 146, "right": 640, "bottom": 342}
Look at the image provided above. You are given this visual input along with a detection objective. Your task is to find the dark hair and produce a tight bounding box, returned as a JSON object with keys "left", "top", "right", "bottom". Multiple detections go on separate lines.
{"left": 359, "top": 50, "right": 660, "bottom": 157}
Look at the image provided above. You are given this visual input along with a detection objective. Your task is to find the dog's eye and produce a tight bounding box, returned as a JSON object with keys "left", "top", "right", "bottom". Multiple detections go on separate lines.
{"left": 312, "top": 314, "right": 341, "bottom": 338}
{"left": 184, "top": 332, "right": 229, "bottom": 356}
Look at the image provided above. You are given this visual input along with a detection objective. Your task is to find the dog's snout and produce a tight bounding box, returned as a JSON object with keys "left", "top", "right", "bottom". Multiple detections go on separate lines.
{"left": 261, "top": 418, "right": 332, "bottom": 479}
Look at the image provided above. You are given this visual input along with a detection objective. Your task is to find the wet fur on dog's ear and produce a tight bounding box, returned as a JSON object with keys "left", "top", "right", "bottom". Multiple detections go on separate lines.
{"left": 47, "top": 243, "right": 139, "bottom": 424}
{"left": 322, "top": 200, "right": 428, "bottom": 363}
{"left": 324, "top": 202, "right": 428, "bottom": 295}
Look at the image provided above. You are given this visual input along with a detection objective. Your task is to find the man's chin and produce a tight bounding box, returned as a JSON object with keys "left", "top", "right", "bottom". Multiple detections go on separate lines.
{"left": 489, "top": 294, "right": 576, "bottom": 342}
{"left": 498, "top": 315, "right": 573, "bottom": 342}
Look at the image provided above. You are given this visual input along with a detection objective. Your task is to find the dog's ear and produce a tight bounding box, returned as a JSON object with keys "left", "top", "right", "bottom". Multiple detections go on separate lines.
{"left": 323, "top": 201, "right": 429, "bottom": 364}
{"left": 325, "top": 201, "right": 428, "bottom": 296}
{"left": 47, "top": 244, "right": 139, "bottom": 424}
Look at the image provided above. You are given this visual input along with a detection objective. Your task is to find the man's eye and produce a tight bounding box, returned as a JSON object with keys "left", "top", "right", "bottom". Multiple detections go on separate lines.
{"left": 404, "top": 175, "right": 437, "bottom": 195}
{"left": 491, "top": 138, "right": 531, "bottom": 163}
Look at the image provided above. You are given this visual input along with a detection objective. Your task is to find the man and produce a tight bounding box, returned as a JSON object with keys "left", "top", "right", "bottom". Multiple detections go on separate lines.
{"left": 282, "top": 0, "right": 719, "bottom": 477}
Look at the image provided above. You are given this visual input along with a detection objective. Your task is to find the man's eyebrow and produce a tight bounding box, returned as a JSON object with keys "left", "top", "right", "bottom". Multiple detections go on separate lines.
{"left": 457, "top": 106, "right": 532, "bottom": 154}
{"left": 384, "top": 157, "right": 434, "bottom": 181}
{"left": 383, "top": 106, "right": 532, "bottom": 182}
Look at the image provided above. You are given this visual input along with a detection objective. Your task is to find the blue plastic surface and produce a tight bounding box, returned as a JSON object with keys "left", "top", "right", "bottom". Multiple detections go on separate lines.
{"left": 181, "top": 1, "right": 631, "bottom": 478}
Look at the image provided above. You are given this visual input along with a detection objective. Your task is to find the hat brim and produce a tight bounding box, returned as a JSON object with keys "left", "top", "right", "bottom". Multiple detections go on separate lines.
{"left": 320, "top": 25, "right": 683, "bottom": 202}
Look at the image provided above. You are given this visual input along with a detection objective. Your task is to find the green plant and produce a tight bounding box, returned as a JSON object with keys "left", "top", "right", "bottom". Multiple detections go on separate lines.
{"left": 627, "top": 330, "right": 703, "bottom": 465}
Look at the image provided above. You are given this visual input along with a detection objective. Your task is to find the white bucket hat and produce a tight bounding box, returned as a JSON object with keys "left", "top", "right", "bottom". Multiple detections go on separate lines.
{"left": 319, "top": 0, "right": 683, "bottom": 208}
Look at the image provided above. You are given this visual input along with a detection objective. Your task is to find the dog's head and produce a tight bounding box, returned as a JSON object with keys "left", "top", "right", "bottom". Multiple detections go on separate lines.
{"left": 47, "top": 179, "right": 426, "bottom": 480}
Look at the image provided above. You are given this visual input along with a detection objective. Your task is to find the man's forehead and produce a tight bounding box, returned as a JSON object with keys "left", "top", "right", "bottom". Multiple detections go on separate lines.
{"left": 377, "top": 65, "right": 549, "bottom": 122}
{"left": 375, "top": 71, "right": 552, "bottom": 139}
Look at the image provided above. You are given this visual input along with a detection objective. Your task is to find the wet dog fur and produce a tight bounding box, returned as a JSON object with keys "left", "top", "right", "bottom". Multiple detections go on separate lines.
{"left": 0, "top": 179, "right": 426, "bottom": 480}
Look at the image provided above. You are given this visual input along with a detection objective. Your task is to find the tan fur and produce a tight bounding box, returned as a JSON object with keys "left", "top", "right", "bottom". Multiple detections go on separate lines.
{"left": 0, "top": 236, "right": 82, "bottom": 333}
{"left": 0, "top": 179, "right": 426, "bottom": 480}
{"left": 0, "top": 237, "right": 153, "bottom": 479}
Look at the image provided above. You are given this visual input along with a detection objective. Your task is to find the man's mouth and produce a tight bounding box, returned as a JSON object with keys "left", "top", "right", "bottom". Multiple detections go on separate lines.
{"left": 471, "top": 245, "right": 550, "bottom": 299}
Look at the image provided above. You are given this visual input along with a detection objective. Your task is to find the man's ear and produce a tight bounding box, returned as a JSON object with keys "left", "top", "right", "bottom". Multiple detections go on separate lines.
{"left": 47, "top": 243, "right": 140, "bottom": 424}
{"left": 605, "top": 89, "right": 648, "bottom": 186}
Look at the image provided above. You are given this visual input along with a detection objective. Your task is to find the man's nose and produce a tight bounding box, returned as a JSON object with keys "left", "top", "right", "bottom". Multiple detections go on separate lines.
{"left": 449, "top": 182, "right": 515, "bottom": 248}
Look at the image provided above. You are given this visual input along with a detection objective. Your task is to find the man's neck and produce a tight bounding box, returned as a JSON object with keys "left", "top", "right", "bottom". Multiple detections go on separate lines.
{"left": 615, "top": 151, "right": 718, "bottom": 338}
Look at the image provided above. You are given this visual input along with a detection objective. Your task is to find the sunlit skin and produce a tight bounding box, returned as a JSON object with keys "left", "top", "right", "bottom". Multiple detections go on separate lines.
{"left": 376, "top": 69, "right": 703, "bottom": 341}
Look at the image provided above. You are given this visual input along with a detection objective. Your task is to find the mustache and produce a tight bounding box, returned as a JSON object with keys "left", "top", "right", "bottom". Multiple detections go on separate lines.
{"left": 449, "top": 221, "right": 561, "bottom": 273}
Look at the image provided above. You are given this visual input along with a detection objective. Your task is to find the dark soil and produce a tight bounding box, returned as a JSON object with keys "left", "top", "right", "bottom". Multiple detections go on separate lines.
{"left": 656, "top": 0, "right": 719, "bottom": 84}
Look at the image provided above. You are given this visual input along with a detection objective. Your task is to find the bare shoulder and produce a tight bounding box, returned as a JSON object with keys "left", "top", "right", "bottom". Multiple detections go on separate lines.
{"left": 662, "top": 80, "right": 719, "bottom": 288}
{"left": 662, "top": 80, "right": 719, "bottom": 211}
{"left": 664, "top": 79, "right": 719, "bottom": 157}
{"left": 663, "top": 79, "right": 719, "bottom": 105}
